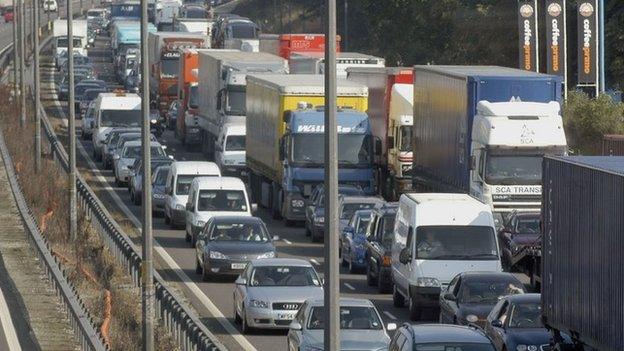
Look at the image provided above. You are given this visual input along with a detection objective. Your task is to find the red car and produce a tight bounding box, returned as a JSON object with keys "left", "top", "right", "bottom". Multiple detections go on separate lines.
{"left": 3, "top": 7, "right": 13, "bottom": 22}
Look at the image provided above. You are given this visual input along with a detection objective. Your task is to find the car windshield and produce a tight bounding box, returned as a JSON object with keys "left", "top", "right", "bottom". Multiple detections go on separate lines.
{"left": 292, "top": 134, "right": 373, "bottom": 167}
{"left": 188, "top": 85, "right": 199, "bottom": 109}
{"left": 416, "top": 226, "right": 499, "bottom": 260}
{"left": 175, "top": 175, "right": 215, "bottom": 195}
{"left": 415, "top": 343, "right": 496, "bottom": 351}
{"left": 459, "top": 280, "right": 524, "bottom": 304}
{"left": 399, "top": 125, "right": 413, "bottom": 152}
{"left": 197, "top": 190, "right": 247, "bottom": 212}
{"left": 249, "top": 266, "right": 320, "bottom": 287}
{"left": 485, "top": 155, "right": 543, "bottom": 185}
{"left": 355, "top": 216, "right": 371, "bottom": 233}
{"left": 161, "top": 58, "right": 179, "bottom": 77}
{"left": 117, "top": 135, "right": 141, "bottom": 148}
{"left": 380, "top": 215, "right": 395, "bottom": 249}
{"left": 154, "top": 167, "right": 169, "bottom": 185}
{"left": 100, "top": 109, "right": 141, "bottom": 127}
{"left": 308, "top": 306, "right": 382, "bottom": 330}
{"left": 122, "top": 146, "right": 165, "bottom": 158}
{"left": 508, "top": 303, "right": 543, "bottom": 328}
{"left": 209, "top": 222, "right": 268, "bottom": 242}
{"left": 230, "top": 24, "right": 257, "bottom": 39}
{"left": 514, "top": 216, "right": 540, "bottom": 234}
{"left": 225, "top": 135, "right": 245, "bottom": 151}
{"left": 341, "top": 202, "right": 377, "bottom": 220}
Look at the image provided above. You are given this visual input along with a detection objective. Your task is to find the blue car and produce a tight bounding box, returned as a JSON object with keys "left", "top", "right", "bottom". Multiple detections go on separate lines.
{"left": 339, "top": 209, "right": 374, "bottom": 273}
{"left": 484, "top": 293, "right": 570, "bottom": 351}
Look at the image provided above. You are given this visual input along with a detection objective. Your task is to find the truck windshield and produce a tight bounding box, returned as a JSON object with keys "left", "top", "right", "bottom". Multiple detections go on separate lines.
{"left": 415, "top": 225, "right": 498, "bottom": 260}
{"left": 485, "top": 155, "right": 542, "bottom": 185}
{"left": 111, "top": 4, "right": 140, "bottom": 18}
{"left": 291, "top": 134, "right": 373, "bottom": 167}
{"left": 225, "top": 135, "right": 245, "bottom": 151}
{"left": 399, "top": 125, "right": 412, "bottom": 152}
{"left": 100, "top": 110, "right": 142, "bottom": 127}
{"left": 57, "top": 38, "right": 83, "bottom": 48}
{"left": 226, "top": 89, "right": 246, "bottom": 115}
{"left": 188, "top": 85, "right": 199, "bottom": 109}
{"left": 161, "top": 58, "right": 179, "bottom": 78}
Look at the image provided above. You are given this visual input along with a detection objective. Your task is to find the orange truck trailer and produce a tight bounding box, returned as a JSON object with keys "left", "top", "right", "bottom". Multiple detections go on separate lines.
{"left": 175, "top": 48, "right": 201, "bottom": 146}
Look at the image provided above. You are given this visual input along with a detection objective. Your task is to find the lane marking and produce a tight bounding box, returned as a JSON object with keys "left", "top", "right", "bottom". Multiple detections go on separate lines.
{"left": 383, "top": 311, "right": 397, "bottom": 320}
{"left": 310, "top": 258, "right": 320, "bottom": 266}
{"left": 46, "top": 78, "right": 258, "bottom": 351}
{"left": 0, "top": 286, "right": 22, "bottom": 351}
{"left": 282, "top": 238, "right": 292, "bottom": 245}
{"left": 343, "top": 283, "right": 355, "bottom": 291}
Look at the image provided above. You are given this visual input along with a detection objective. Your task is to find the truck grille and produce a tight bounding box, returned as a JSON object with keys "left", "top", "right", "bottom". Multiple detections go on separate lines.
{"left": 272, "top": 302, "right": 301, "bottom": 310}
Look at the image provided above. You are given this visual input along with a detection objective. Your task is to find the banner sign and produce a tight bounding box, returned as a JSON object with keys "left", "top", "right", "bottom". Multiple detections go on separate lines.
{"left": 577, "top": 0, "right": 598, "bottom": 84}
{"left": 518, "top": 0, "right": 538, "bottom": 72}
{"left": 545, "top": 0, "right": 566, "bottom": 76}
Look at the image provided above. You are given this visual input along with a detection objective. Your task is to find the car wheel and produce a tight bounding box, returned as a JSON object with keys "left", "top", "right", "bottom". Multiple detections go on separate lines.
{"left": 311, "top": 228, "right": 321, "bottom": 243}
{"left": 348, "top": 258, "right": 357, "bottom": 274}
{"left": 185, "top": 229, "right": 191, "bottom": 243}
{"left": 135, "top": 193, "right": 141, "bottom": 206}
{"left": 241, "top": 306, "right": 253, "bottom": 334}
{"left": 304, "top": 222, "right": 311, "bottom": 237}
{"left": 408, "top": 289, "right": 421, "bottom": 321}
{"left": 195, "top": 257, "right": 202, "bottom": 275}
{"left": 234, "top": 299, "right": 241, "bottom": 324}
{"left": 378, "top": 273, "right": 392, "bottom": 294}
{"left": 392, "top": 285, "right": 405, "bottom": 307}
{"left": 164, "top": 211, "right": 171, "bottom": 225}
{"left": 201, "top": 260, "right": 211, "bottom": 282}
{"left": 366, "top": 264, "right": 377, "bottom": 286}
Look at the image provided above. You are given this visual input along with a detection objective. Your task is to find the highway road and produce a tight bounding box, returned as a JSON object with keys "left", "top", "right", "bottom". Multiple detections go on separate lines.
{"left": 38, "top": 20, "right": 422, "bottom": 351}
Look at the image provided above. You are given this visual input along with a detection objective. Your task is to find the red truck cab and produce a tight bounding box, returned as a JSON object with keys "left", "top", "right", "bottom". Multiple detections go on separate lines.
{"left": 278, "top": 34, "right": 341, "bottom": 59}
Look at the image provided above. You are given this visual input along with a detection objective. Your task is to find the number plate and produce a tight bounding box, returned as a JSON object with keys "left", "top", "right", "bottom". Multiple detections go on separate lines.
{"left": 277, "top": 313, "right": 296, "bottom": 320}
{"left": 231, "top": 263, "right": 246, "bottom": 270}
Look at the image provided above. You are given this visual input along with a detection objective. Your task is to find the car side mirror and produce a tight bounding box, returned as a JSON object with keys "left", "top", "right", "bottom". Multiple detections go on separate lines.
{"left": 399, "top": 247, "right": 412, "bottom": 264}
{"left": 443, "top": 292, "right": 456, "bottom": 301}
{"left": 386, "top": 323, "right": 397, "bottom": 331}
{"left": 289, "top": 321, "right": 302, "bottom": 331}
{"left": 186, "top": 203, "right": 194, "bottom": 212}
{"left": 491, "top": 319, "right": 504, "bottom": 328}
{"left": 234, "top": 277, "right": 247, "bottom": 285}
{"left": 251, "top": 203, "right": 258, "bottom": 214}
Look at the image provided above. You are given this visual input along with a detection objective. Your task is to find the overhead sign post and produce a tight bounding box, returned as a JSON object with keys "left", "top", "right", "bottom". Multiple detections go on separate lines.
{"left": 518, "top": 0, "right": 539, "bottom": 72}
{"left": 545, "top": 0, "right": 567, "bottom": 99}
{"left": 577, "top": 0, "right": 599, "bottom": 97}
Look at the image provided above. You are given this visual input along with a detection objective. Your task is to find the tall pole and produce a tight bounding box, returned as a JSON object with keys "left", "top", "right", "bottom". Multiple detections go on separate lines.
{"left": 141, "top": 0, "right": 155, "bottom": 346}
{"left": 34, "top": 0, "right": 40, "bottom": 171}
{"left": 67, "top": 0, "right": 77, "bottom": 241}
{"left": 19, "top": 0, "right": 25, "bottom": 127}
{"left": 323, "top": 0, "right": 339, "bottom": 350}
{"left": 12, "top": 0, "right": 17, "bottom": 100}
{"left": 599, "top": 0, "right": 605, "bottom": 93}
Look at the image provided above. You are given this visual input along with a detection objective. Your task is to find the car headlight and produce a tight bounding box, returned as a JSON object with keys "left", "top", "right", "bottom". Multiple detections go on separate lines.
{"left": 249, "top": 299, "right": 269, "bottom": 309}
{"left": 516, "top": 346, "right": 539, "bottom": 351}
{"left": 315, "top": 216, "right": 324, "bottom": 224}
{"left": 257, "top": 251, "right": 275, "bottom": 259}
{"left": 291, "top": 199, "right": 305, "bottom": 208}
{"left": 209, "top": 251, "right": 227, "bottom": 260}
{"left": 176, "top": 204, "right": 185, "bottom": 211}
{"left": 415, "top": 277, "right": 441, "bottom": 287}
{"left": 195, "top": 220, "right": 206, "bottom": 227}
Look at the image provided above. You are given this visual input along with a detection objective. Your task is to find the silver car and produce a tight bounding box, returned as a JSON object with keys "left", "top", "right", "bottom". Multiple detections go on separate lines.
{"left": 233, "top": 259, "right": 323, "bottom": 333}
{"left": 287, "top": 298, "right": 395, "bottom": 351}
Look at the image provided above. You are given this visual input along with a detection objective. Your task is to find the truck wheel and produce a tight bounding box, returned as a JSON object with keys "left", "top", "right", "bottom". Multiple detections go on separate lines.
{"left": 408, "top": 289, "right": 422, "bottom": 321}
{"left": 392, "top": 285, "right": 405, "bottom": 307}
{"left": 271, "top": 184, "right": 282, "bottom": 220}
{"left": 164, "top": 211, "right": 171, "bottom": 225}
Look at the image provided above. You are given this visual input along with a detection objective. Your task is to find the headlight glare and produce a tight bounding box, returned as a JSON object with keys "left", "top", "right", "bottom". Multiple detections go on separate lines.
{"left": 415, "top": 277, "right": 441, "bottom": 287}
{"left": 176, "top": 204, "right": 185, "bottom": 211}
{"left": 209, "top": 251, "right": 227, "bottom": 259}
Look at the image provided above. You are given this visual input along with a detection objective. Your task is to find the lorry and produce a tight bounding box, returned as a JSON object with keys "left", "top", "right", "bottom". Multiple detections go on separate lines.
{"left": 148, "top": 32, "right": 210, "bottom": 115}
{"left": 411, "top": 66, "right": 568, "bottom": 226}
{"left": 542, "top": 156, "right": 624, "bottom": 351}
{"left": 245, "top": 74, "right": 377, "bottom": 222}
{"left": 155, "top": 0, "right": 181, "bottom": 31}
{"left": 290, "top": 52, "right": 385, "bottom": 78}
{"left": 259, "top": 33, "right": 341, "bottom": 60}
{"left": 109, "top": 1, "right": 141, "bottom": 23}
{"left": 53, "top": 19, "right": 88, "bottom": 68}
{"left": 111, "top": 21, "right": 156, "bottom": 82}
{"left": 196, "top": 50, "right": 288, "bottom": 162}
{"left": 174, "top": 17, "right": 214, "bottom": 37}
{"left": 346, "top": 67, "right": 414, "bottom": 200}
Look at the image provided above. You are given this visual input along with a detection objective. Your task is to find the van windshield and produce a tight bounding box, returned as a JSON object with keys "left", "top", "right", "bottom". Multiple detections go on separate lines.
{"left": 100, "top": 109, "right": 141, "bottom": 127}
{"left": 415, "top": 226, "right": 498, "bottom": 260}
{"left": 197, "top": 190, "right": 246, "bottom": 212}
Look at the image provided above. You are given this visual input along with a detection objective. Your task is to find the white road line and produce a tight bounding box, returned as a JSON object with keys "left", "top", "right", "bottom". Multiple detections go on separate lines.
{"left": 383, "top": 311, "right": 398, "bottom": 320}
{"left": 310, "top": 258, "right": 320, "bottom": 266}
{"left": 343, "top": 283, "right": 355, "bottom": 291}
{"left": 0, "top": 285, "right": 22, "bottom": 351}
{"left": 47, "top": 80, "right": 258, "bottom": 351}
{"left": 282, "top": 238, "right": 292, "bottom": 245}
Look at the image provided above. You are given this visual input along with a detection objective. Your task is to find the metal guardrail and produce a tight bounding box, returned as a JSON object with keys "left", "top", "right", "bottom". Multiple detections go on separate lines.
{"left": 34, "top": 28, "right": 227, "bottom": 351}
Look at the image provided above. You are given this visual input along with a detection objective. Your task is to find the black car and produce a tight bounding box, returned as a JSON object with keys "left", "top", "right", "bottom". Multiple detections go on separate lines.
{"left": 128, "top": 157, "right": 173, "bottom": 206}
{"left": 389, "top": 324, "right": 496, "bottom": 351}
{"left": 484, "top": 293, "right": 566, "bottom": 351}
{"left": 195, "top": 216, "right": 277, "bottom": 281}
{"left": 497, "top": 211, "right": 541, "bottom": 271}
{"left": 304, "top": 184, "right": 364, "bottom": 242}
{"left": 365, "top": 202, "right": 398, "bottom": 293}
{"left": 439, "top": 272, "right": 526, "bottom": 327}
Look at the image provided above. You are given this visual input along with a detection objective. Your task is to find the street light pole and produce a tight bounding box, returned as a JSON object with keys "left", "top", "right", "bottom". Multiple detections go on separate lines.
{"left": 19, "top": 0, "right": 25, "bottom": 127}
{"left": 140, "top": 0, "right": 155, "bottom": 347}
{"left": 34, "top": 0, "right": 40, "bottom": 171}
{"left": 323, "top": 0, "right": 339, "bottom": 350}
{"left": 599, "top": 0, "right": 605, "bottom": 93}
{"left": 67, "top": 0, "right": 77, "bottom": 241}
{"left": 12, "top": 0, "right": 17, "bottom": 100}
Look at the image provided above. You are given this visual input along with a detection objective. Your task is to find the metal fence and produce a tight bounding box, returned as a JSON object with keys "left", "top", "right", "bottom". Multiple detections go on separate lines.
{"left": 0, "top": 18, "right": 227, "bottom": 351}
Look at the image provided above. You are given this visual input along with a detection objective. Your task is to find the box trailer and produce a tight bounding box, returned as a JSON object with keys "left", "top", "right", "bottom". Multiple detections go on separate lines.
{"left": 290, "top": 52, "right": 385, "bottom": 78}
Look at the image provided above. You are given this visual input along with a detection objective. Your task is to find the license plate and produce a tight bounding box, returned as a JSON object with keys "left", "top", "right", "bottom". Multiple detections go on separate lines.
{"left": 277, "top": 313, "right": 296, "bottom": 320}
{"left": 231, "top": 263, "right": 246, "bottom": 270}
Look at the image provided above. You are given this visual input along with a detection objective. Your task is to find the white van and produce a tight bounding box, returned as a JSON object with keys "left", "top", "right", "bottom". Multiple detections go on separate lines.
{"left": 91, "top": 92, "right": 142, "bottom": 161}
{"left": 391, "top": 193, "right": 502, "bottom": 320}
{"left": 215, "top": 123, "right": 246, "bottom": 176}
{"left": 164, "top": 161, "right": 221, "bottom": 228}
{"left": 185, "top": 176, "right": 256, "bottom": 245}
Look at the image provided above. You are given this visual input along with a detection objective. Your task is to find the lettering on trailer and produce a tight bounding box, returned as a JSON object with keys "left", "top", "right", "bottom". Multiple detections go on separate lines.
{"left": 520, "top": 124, "right": 536, "bottom": 144}
{"left": 163, "top": 51, "right": 181, "bottom": 58}
{"left": 546, "top": 0, "right": 566, "bottom": 77}
{"left": 517, "top": 1, "right": 538, "bottom": 72}
{"left": 577, "top": 1, "right": 598, "bottom": 84}
{"left": 336, "top": 58, "right": 381, "bottom": 65}
{"left": 296, "top": 125, "right": 366, "bottom": 134}
{"left": 493, "top": 186, "right": 541, "bottom": 195}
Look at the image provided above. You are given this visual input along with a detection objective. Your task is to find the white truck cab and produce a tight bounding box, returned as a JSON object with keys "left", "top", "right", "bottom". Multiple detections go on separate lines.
{"left": 387, "top": 84, "right": 414, "bottom": 198}
{"left": 164, "top": 161, "right": 221, "bottom": 228}
{"left": 391, "top": 193, "right": 502, "bottom": 321}
{"left": 91, "top": 92, "right": 142, "bottom": 161}
{"left": 469, "top": 101, "right": 567, "bottom": 224}
{"left": 215, "top": 123, "right": 246, "bottom": 176}
{"left": 185, "top": 176, "right": 256, "bottom": 245}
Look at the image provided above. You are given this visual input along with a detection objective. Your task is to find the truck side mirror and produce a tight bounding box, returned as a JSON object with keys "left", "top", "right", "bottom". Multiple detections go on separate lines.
{"left": 374, "top": 137, "right": 382, "bottom": 156}
{"left": 283, "top": 111, "right": 291, "bottom": 123}
{"left": 387, "top": 136, "right": 395, "bottom": 150}
{"left": 216, "top": 89, "right": 224, "bottom": 110}
{"left": 470, "top": 155, "right": 477, "bottom": 171}
{"left": 278, "top": 137, "right": 285, "bottom": 161}
{"left": 399, "top": 247, "right": 412, "bottom": 264}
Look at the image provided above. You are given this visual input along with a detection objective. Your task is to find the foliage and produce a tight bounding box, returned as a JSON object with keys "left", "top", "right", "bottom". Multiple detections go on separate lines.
{"left": 563, "top": 91, "right": 624, "bottom": 155}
